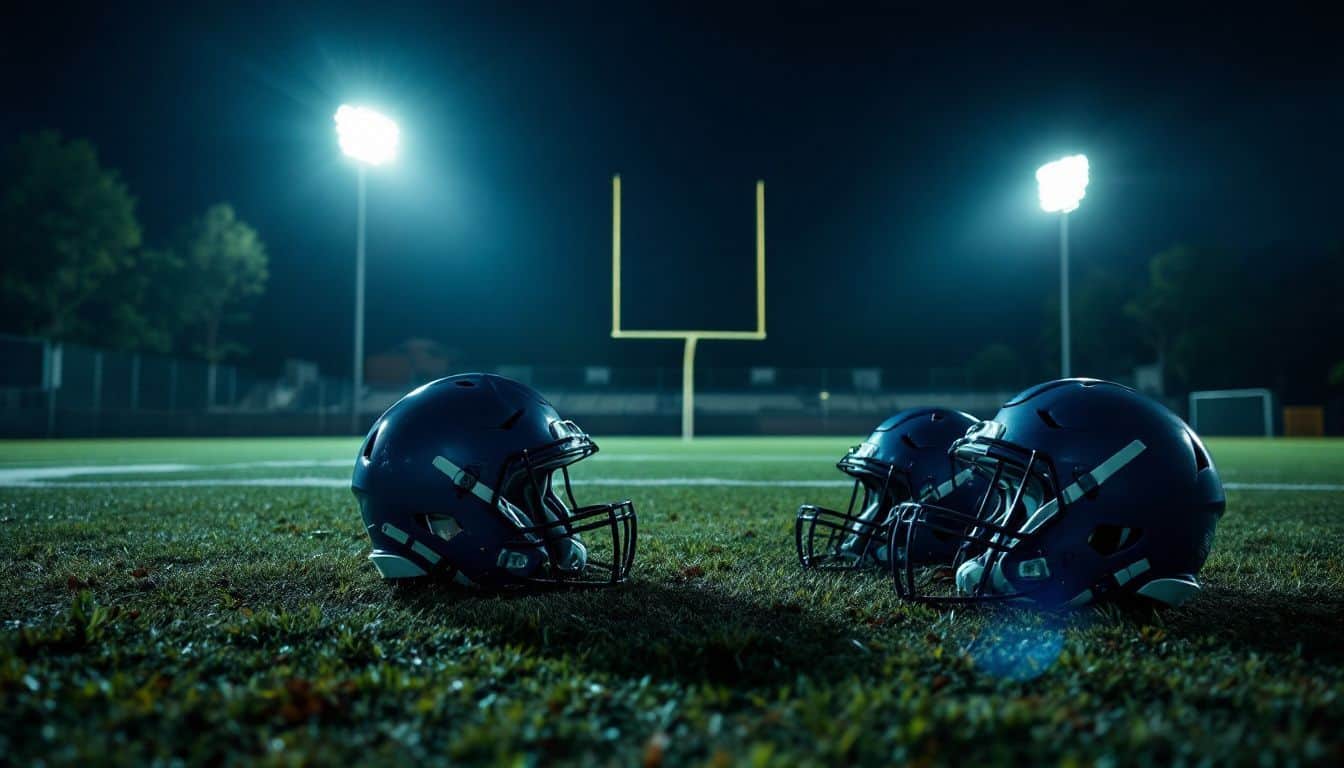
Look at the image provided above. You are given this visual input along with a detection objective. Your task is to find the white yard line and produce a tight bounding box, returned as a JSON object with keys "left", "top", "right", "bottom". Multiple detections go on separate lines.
{"left": 590, "top": 454, "right": 838, "bottom": 462}
{"left": 0, "top": 464, "right": 199, "bottom": 483}
{"left": 0, "top": 462, "right": 1340, "bottom": 491}
{"left": 1222, "top": 482, "right": 1344, "bottom": 491}
{"left": 0, "top": 476, "right": 852, "bottom": 489}
{"left": 0, "top": 473, "right": 1340, "bottom": 491}
{"left": 0, "top": 477, "right": 355, "bottom": 488}
{"left": 0, "top": 454, "right": 835, "bottom": 478}
{"left": 583, "top": 477, "right": 849, "bottom": 487}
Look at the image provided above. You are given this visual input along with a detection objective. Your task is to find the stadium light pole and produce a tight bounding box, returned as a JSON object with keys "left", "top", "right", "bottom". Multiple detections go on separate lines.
{"left": 334, "top": 105, "right": 399, "bottom": 433}
{"left": 1036, "top": 154, "right": 1089, "bottom": 379}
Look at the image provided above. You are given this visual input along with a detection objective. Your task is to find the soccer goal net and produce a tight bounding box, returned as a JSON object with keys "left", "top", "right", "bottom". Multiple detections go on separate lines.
{"left": 1188, "top": 388, "right": 1275, "bottom": 437}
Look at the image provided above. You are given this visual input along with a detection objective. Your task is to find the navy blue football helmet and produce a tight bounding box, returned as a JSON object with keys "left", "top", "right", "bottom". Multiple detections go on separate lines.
{"left": 351, "top": 374, "right": 636, "bottom": 589}
{"left": 888, "top": 379, "right": 1225, "bottom": 608}
{"left": 796, "top": 407, "right": 990, "bottom": 570}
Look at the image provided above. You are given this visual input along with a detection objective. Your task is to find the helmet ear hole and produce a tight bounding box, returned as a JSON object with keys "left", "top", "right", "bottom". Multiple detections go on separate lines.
{"left": 427, "top": 515, "right": 464, "bottom": 542}
{"left": 361, "top": 423, "right": 381, "bottom": 460}
{"left": 1088, "top": 525, "right": 1143, "bottom": 555}
{"left": 1188, "top": 430, "right": 1212, "bottom": 473}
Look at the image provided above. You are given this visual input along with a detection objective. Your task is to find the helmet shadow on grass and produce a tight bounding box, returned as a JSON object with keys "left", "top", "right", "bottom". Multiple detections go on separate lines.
{"left": 390, "top": 578, "right": 867, "bottom": 687}
{"left": 1137, "top": 586, "right": 1344, "bottom": 662}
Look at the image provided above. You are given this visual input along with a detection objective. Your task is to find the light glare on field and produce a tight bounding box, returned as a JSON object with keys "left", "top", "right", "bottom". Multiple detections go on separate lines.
{"left": 1036, "top": 154, "right": 1089, "bottom": 213}
{"left": 334, "top": 105, "right": 400, "bottom": 166}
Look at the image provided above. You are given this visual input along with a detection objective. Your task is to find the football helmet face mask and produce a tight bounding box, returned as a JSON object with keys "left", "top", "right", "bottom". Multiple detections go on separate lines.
{"left": 352, "top": 374, "right": 636, "bottom": 589}
{"left": 796, "top": 408, "right": 988, "bottom": 570}
{"left": 887, "top": 379, "right": 1225, "bottom": 608}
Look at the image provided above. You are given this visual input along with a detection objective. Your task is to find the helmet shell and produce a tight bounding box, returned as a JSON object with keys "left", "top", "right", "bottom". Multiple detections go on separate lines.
{"left": 856, "top": 407, "right": 980, "bottom": 499}
{"left": 980, "top": 379, "right": 1225, "bottom": 605}
{"left": 352, "top": 373, "right": 590, "bottom": 587}
{"left": 837, "top": 407, "right": 985, "bottom": 564}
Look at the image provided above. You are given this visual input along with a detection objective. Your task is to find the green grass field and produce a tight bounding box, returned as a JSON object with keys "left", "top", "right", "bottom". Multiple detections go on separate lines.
{"left": 1, "top": 436, "right": 1341, "bottom": 766}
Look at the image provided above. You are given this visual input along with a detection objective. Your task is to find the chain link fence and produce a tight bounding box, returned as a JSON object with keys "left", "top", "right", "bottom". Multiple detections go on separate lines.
{"left": 2, "top": 333, "right": 1197, "bottom": 437}
{"left": 0, "top": 334, "right": 352, "bottom": 437}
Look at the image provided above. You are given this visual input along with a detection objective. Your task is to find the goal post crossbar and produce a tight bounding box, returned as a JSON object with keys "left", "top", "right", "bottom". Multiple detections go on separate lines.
{"left": 610, "top": 175, "right": 765, "bottom": 340}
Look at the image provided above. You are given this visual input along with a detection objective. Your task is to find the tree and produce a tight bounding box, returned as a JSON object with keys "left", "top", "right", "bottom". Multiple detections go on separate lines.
{"left": 74, "top": 247, "right": 184, "bottom": 353}
{"left": 1124, "top": 245, "right": 1311, "bottom": 393}
{"left": 1125, "top": 246, "right": 1199, "bottom": 378}
{"left": 177, "top": 204, "right": 269, "bottom": 362}
{"left": 1038, "top": 263, "right": 1146, "bottom": 382}
{"left": 0, "top": 132, "right": 141, "bottom": 339}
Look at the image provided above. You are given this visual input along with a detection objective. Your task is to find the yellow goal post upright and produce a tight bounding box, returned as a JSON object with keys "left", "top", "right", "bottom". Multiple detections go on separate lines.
{"left": 610, "top": 174, "right": 766, "bottom": 440}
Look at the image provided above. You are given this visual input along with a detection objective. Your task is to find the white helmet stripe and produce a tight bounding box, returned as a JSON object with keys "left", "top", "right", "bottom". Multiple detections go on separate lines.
{"left": 1018, "top": 439, "right": 1147, "bottom": 537}
{"left": 432, "top": 455, "right": 531, "bottom": 528}
{"left": 921, "top": 467, "right": 975, "bottom": 503}
{"left": 1060, "top": 439, "right": 1148, "bottom": 505}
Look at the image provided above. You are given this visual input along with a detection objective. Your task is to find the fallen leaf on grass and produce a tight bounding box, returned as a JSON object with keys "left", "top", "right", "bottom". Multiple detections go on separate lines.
{"left": 642, "top": 732, "right": 668, "bottom": 768}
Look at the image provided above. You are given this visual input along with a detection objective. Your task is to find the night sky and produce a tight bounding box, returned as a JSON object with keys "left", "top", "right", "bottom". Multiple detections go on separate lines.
{"left": 5, "top": 2, "right": 1342, "bottom": 378}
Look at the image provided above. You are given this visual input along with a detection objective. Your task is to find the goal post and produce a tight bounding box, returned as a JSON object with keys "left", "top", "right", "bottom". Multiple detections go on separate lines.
{"left": 1188, "top": 388, "right": 1275, "bottom": 437}
{"left": 610, "top": 174, "right": 766, "bottom": 440}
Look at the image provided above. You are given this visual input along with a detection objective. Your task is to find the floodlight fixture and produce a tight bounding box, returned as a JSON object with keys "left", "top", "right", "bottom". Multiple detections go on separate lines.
{"left": 1036, "top": 154, "right": 1089, "bottom": 213}
{"left": 334, "top": 105, "right": 400, "bottom": 166}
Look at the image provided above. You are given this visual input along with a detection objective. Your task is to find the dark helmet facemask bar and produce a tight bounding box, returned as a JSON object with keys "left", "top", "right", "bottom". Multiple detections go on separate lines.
{"left": 889, "top": 435, "right": 1149, "bottom": 605}
{"left": 503, "top": 436, "right": 637, "bottom": 587}
{"left": 796, "top": 439, "right": 981, "bottom": 570}
{"left": 795, "top": 460, "right": 901, "bottom": 569}
{"left": 964, "top": 447, "right": 1043, "bottom": 598}
{"left": 432, "top": 423, "right": 637, "bottom": 588}
{"left": 503, "top": 499, "right": 637, "bottom": 587}
{"left": 947, "top": 429, "right": 1061, "bottom": 566}
{"left": 890, "top": 437, "right": 1055, "bottom": 603}
{"left": 890, "top": 499, "right": 1046, "bottom": 603}
{"left": 953, "top": 459, "right": 1005, "bottom": 569}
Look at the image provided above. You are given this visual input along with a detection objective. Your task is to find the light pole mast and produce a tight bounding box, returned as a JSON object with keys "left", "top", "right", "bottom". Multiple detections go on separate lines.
{"left": 334, "top": 104, "right": 399, "bottom": 434}
{"left": 1059, "top": 210, "right": 1070, "bottom": 378}
{"left": 1036, "top": 154, "right": 1088, "bottom": 379}
{"left": 352, "top": 166, "right": 367, "bottom": 433}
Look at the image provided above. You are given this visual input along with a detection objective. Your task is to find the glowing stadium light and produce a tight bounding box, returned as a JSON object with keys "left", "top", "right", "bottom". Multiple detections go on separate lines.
{"left": 1035, "top": 154, "right": 1089, "bottom": 213}
{"left": 334, "top": 105, "right": 400, "bottom": 166}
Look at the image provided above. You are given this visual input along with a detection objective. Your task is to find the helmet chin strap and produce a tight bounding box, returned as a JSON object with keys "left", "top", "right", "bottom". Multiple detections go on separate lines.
{"left": 956, "top": 554, "right": 1011, "bottom": 596}
{"left": 540, "top": 490, "right": 588, "bottom": 573}
{"left": 556, "top": 537, "right": 588, "bottom": 573}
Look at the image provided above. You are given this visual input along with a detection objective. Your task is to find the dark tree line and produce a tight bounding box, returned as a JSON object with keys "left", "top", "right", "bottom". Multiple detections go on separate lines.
{"left": 1021, "top": 244, "right": 1344, "bottom": 402}
{"left": 0, "top": 132, "right": 268, "bottom": 362}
